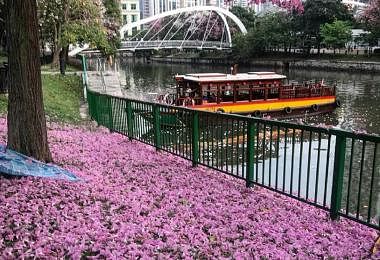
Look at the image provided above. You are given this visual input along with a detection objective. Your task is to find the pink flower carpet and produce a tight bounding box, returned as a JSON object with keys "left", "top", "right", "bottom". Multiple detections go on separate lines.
{"left": 0, "top": 118, "right": 378, "bottom": 258}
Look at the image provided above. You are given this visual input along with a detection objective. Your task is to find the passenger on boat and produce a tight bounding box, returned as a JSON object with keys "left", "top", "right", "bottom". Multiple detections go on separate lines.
{"left": 183, "top": 96, "right": 195, "bottom": 106}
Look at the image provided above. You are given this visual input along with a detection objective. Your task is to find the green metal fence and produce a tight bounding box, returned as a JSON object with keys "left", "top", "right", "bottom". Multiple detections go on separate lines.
{"left": 82, "top": 55, "right": 379, "bottom": 229}
{"left": 86, "top": 88, "right": 380, "bottom": 230}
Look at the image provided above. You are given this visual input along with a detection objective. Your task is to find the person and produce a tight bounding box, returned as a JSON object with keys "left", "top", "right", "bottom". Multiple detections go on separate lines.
{"left": 185, "top": 87, "right": 192, "bottom": 96}
{"left": 183, "top": 96, "right": 195, "bottom": 106}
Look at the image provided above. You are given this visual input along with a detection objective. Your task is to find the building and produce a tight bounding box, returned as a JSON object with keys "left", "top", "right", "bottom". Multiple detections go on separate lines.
{"left": 120, "top": 0, "right": 141, "bottom": 36}
{"left": 140, "top": 0, "right": 222, "bottom": 18}
{"left": 342, "top": 0, "right": 369, "bottom": 15}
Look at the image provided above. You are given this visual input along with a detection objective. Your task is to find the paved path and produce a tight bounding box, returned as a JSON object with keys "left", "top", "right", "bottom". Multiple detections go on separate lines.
{"left": 86, "top": 71, "right": 124, "bottom": 97}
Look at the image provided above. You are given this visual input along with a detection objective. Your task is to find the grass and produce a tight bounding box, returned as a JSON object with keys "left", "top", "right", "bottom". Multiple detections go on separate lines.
{"left": 0, "top": 95, "right": 6, "bottom": 113}
{"left": 41, "top": 64, "right": 81, "bottom": 73}
{"left": 0, "top": 74, "right": 83, "bottom": 123}
{"left": 42, "top": 74, "right": 83, "bottom": 123}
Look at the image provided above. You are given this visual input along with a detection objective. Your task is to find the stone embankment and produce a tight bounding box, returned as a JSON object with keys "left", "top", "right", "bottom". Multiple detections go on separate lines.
{"left": 151, "top": 57, "right": 380, "bottom": 72}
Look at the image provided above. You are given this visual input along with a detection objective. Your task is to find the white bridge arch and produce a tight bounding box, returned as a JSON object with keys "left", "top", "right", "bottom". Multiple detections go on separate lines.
{"left": 119, "top": 6, "right": 248, "bottom": 51}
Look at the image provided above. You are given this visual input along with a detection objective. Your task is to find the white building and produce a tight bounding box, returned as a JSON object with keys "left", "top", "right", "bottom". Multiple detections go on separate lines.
{"left": 342, "top": 0, "right": 369, "bottom": 15}
{"left": 140, "top": 0, "right": 222, "bottom": 18}
{"left": 120, "top": 0, "right": 141, "bottom": 36}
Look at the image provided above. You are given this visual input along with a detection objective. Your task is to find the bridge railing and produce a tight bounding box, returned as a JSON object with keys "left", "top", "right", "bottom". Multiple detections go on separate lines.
{"left": 86, "top": 87, "right": 380, "bottom": 230}
{"left": 120, "top": 40, "right": 230, "bottom": 50}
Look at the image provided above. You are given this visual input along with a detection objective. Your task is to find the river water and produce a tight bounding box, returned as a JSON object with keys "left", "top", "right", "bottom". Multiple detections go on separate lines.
{"left": 120, "top": 58, "right": 380, "bottom": 134}
{"left": 119, "top": 58, "right": 379, "bottom": 226}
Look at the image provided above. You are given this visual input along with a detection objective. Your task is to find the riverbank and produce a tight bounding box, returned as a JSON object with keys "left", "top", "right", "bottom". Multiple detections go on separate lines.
{"left": 150, "top": 56, "right": 380, "bottom": 72}
{"left": 0, "top": 117, "right": 378, "bottom": 258}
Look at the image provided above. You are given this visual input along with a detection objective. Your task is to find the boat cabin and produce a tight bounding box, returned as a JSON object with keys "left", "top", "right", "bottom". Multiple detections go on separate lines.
{"left": 172, "top": 72, "right": 337, "bottom": 116}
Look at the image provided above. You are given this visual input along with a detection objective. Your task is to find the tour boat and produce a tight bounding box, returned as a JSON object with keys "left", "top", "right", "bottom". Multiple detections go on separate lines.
{"left": 158, "top": 72, "right": 339, "bottom": 118}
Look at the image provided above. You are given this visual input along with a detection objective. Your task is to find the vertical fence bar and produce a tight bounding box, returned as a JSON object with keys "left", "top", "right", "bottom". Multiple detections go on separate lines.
{"left": 356, "top": 141, "right": 366, "bottom": 219}
{"left": 81, "top": 55, "right": 88, "bottom": 100}
{"left": 153, "top": 104, "right": 161, "bottom": 150}
{"left": 367, "top": 143, "right": 378, "bottom": 223}
{"left": 192, "top": 111, "right": 200, "bottom": 167}
{"left": 330, "top": 132, "right": 347, "bottom": 220}
{"left": 126, "top": 100, "right": 134, "bottom": 140}
{"left": 323, "top": 134, "right": 332, "bottom": 207}
{"left": 108, "top": 97, "right": 114, "bottom": 131}
{"left": 246, "top": 119, "right": 255, "bottom": 188}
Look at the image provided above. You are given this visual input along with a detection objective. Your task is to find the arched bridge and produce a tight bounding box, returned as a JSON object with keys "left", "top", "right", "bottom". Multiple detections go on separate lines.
{"left": 119, "top": 6, "right": 248, "bottom": 52}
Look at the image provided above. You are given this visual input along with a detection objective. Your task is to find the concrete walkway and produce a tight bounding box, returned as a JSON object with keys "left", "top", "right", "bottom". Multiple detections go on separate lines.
{"left": 86, "top": 71, "right": 124, "bottom": 97}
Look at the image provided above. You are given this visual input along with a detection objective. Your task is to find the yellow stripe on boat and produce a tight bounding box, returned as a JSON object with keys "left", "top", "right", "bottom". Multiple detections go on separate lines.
{"left": 193, "top": 97, "right": 336, "bottom": 113}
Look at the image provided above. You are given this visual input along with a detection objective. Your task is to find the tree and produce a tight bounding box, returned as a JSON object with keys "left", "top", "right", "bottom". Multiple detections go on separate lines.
{"left": 362, "top": 0, "right": 380, "bottom": 45}
{"left": 230, "top": 6, "right": 255, "bottom": 29}
{"left": 0, "top": 0, "right": 5, "bottom": 49}
{"left": 320, "top": 20, "right": 352, "bottom": 53}
{"left": 5, "top": 0, "right": 51, "bottom": 161}
{"left": 249, "top": 0, "right": 304, "bottom": 13}
{"left": 38, "top": 0, "right": 121, "bottom": 72}
{"left": 301, "top": 0, "right": 353, "bottom": 53}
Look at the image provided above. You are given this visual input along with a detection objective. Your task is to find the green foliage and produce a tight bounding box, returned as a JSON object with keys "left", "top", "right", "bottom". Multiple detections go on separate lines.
{"left": 38, "top": 0, "right": 121, "bottom": 57}
{"left": 0, "top": 75, "right": 83, "bottom": 122}
{"left": 231, "top": 0, "right": 359, "bottom": 60}
{"left": 320, "top": 20, "right": 352, "bottom": 50}
{"left": 232, "top": 11, "right": 295, "bottom": 60}
{"left": 232, "top": 33, "right": 253, "bottom": 61}
{"left": 103, "top": 0, "right": 121, "bottom": 23}
{"left": 302, "top": 0, "right": 353, "bottom": 49}
{"left": 230, "top": 6, "right": 255, "bottom": 29}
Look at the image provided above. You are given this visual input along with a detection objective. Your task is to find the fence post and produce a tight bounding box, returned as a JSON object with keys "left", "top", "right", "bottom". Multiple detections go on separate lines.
{"left": 107, "top": 97, "right": 114, "bottom": 132}
{"left": 246, "top": 120, "right": 255, "bottom": 188}
{"left": 330, "top": 132, "right": 346, "bottom": 220}
{"left": 80, "top": 55, "right": 88, "bottom": 100}
{"left": 192, "top": 111, "right": 200, "bottom": 167}
{"left": 153, "top": 104, "right": 161, "bottom": 150}
{"left": 126, "top": 100, "right": 134, "bottom": 140}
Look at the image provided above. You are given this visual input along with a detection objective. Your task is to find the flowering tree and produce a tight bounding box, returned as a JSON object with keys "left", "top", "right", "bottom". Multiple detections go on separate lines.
{"left": 227, "top": 0, "right": 304, "bottom": 13}
{"left": 260, "top": 0, "right": 303, "bottom": 12}
{"left": 362, "top": 0, "right": 380, "bottom": 43}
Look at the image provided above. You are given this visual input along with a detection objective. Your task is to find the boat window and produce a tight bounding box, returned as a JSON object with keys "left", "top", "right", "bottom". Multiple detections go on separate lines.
{"left": 268, "top": 85, "right": 279, "bottom": 99}
{"left": 237, "top": 87, "right": 250, "bottom": 101}
{"left": 222, "top": 85, "right": 234, "bottom": 102}
{"left": 251, "top": 85, "right": 265, "bottom": 100}
{"left": 202, "top": 85, "right": 218, "bottom": 103}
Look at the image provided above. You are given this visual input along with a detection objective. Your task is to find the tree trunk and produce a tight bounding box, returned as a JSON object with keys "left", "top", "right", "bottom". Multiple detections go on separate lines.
{"left": 51, "top": 24, "right": 61, "bottom": 68}
{"left": 59, "top": 46, "right": 69, "bottom": 75}
{"left": 52, "top": 47, "right": 60, "bottom": 68}
{"left": 6, "top": 0, "right": 52, "bottom": 162}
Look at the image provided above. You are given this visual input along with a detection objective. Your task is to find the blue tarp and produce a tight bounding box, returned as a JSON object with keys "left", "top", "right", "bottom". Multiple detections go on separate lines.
{"left": 0, "top": 145, "right": 79, "bottom": 181}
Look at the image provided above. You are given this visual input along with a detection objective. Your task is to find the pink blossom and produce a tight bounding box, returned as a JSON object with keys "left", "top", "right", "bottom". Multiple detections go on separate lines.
{"left": 0, "top": 117, "right": 377, "bottom": 258}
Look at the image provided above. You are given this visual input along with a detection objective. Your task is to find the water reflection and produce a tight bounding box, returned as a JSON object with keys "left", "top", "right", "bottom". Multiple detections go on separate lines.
{"left": 119, "top": 58, "right": 379, "bottom": 226}
{"left": 120, "top": 58, "right": 380, "bottom": 134}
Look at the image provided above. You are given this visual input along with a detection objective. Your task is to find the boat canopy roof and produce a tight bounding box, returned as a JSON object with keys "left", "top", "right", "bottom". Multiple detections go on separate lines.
{"left": 176, "top": 72, "right": 287, "bottom": 83}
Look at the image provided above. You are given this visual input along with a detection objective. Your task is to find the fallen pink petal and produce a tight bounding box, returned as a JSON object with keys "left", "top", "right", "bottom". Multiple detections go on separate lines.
{"left": 0, "top": 117, "right": 378, "bottom": 258}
